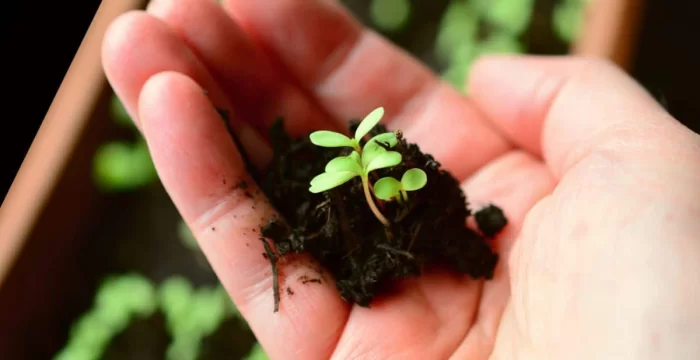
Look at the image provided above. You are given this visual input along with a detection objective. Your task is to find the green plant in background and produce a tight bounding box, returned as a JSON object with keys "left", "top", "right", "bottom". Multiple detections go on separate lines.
{"left": 435, "top": 0, "right": 584, "bottom": 92}
{"left": 109, "top": 94, "right": 135, "bottom": 129}
{"left": 309, "top": 107, "right": 427, "bottom": 227}
{"left": 436, "top": 0, "right": 532, "bottom": 92}
{"left": 369, "top": 0, "right": 411, "bottom": 33}
{"left": 54, "top": 274, "right": 267, "bottom": 360}
{"left": 178, "top": 219, "right": 199, "bottom": 252}
{"left": 553, "top": 0, "right": 587, "bottom": 43}
{"left": 159, "top": 276, "right": 245, "bottom": 360}
{"left": 92, "top": 94, "right": 159, "bottom": 192}
{"left": 53, "top": 274, "right": 158, "bottom": 360}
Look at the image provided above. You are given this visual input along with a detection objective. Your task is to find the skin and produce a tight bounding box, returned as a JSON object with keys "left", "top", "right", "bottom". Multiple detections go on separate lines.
{"left": 101, "top": 0, "right": 700, "bottom": 359}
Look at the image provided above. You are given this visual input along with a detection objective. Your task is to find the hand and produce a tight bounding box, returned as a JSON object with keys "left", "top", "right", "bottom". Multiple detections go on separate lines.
{"left": 102, "top": 0, "right": 700, "bottom": 359}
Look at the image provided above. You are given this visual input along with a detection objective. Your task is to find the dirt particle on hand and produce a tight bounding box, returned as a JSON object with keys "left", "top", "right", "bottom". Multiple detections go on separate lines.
{"left": 298, "top": 275, "right": 322, "bottom": 285}
{"left": 236, "top": 180, "right": 249, "bottom": 190}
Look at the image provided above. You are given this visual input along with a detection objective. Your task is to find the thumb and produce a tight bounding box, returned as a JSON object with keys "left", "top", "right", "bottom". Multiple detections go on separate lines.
{"left": 466, "top": 55, "right": 696, "bottom": 178}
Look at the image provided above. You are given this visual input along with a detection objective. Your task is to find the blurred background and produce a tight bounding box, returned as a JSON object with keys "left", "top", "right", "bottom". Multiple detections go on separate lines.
{"left": 1, "top": 0, "right": 698, "bottom": 359}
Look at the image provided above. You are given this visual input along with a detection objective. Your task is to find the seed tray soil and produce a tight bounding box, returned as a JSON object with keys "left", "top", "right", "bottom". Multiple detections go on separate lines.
{"left": 254, "top": 119, "right": 507, "bottom": 308}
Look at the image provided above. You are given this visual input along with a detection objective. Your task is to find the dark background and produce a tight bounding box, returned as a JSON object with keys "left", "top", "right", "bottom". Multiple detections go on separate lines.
{"left": 2, "top": 0, "right": 698, "bottom": 204}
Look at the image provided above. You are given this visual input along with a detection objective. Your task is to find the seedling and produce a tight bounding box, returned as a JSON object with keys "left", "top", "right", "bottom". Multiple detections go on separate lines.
{"left": 373, "top": 168, "right": 428, "bottom": 203}
{"left": 308, "top": 107, "right": 422, "bottom": 227}
{"left": 258, "top": 104, "right": 507, "bottom": 308}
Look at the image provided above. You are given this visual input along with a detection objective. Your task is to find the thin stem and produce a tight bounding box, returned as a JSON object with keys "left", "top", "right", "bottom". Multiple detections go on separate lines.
{"left": 362, "top": 176, "right": 390, "bottom": 227}
{"left": 353, "top": 140, "right": 362, "bottom": 154}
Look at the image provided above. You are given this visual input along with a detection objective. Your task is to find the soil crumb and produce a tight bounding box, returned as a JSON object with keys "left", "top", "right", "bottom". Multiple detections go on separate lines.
{"left": 475, "top": 204, "right": 508, "bottom": 238}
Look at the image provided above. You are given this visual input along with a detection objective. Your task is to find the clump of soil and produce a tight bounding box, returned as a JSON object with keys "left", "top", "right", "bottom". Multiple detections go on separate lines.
{"left": 253, "top": 118, "right": 507, "bottom": 308}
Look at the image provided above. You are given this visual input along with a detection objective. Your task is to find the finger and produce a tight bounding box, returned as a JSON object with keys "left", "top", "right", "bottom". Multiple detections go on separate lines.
{"left": 138, "top": 71, "right": 348, "bottom": 360}
{"left": 467, "top": 55, "right": 692, "bottom": 178}
{"left": 223, "top": 0, "right": 511, "bottom": 181}
{"left": 331, "top": 269, "right": 483, "bottom": 359}
{"left": 451, "top": 151, "right": 555, "bottom": 359}
{"left": 146, "top": 0, "right": 334, "bottom": 136}
{"left": 102, "top": 11, "right": 271, "bottom": 167}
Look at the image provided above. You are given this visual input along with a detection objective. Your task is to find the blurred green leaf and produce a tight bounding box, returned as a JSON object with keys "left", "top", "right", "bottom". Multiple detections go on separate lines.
{"left": 109, "top": 94, "right": 134, "bottom": 128}
{"left": 244, "top": 343, "right": 269, "bottom": 360}
{"left": 93, "top": 142, "right": 135, "bottom": 191}
{"left": 482, "top": 0, "right": 535, "bottom": 36}
{"left": 477, "top": 32, "right": 525, "bottom": 54}
{"left": 441, "top": 60, "right": 471, "bottom": 93}
{"left": 166, "top": 337, "right": 200, "bottom": 360}
{"left": 553, "top": 0, "right": 584, "bottom": 43}
{"left": 178, "top": 219, "right": 199, "bottom": 251}
{"left": 92, "top": 138, "right": 158, "bottom": 192}
{"left": 53, "top": 344, "right": 98, "bottom": 360}
{"left": 435, "top": 0, "right": 478, "bottom": 64}
{"left": 369, "top": 0, "right": 411, "bottom": 33}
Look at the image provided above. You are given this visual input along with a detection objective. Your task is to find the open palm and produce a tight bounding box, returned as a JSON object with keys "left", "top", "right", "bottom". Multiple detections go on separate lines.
{"left": 103, "top": 1, "right": 700, "bottom": 359}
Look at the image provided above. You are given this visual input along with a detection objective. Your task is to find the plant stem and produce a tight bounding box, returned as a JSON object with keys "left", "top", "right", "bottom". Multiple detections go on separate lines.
{"left": 362, "top": 176, "right": 390, "bottom": 227}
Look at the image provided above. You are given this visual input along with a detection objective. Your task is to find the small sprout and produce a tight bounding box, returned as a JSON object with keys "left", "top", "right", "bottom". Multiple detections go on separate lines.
{"left": 309, "top": 147, "right": 402, "bottom": 226}
{"left": 308, "top": 106, "right": 428, "bottom": 227}
{"left": 309, "top": 107, "right": 386, "bottom": 152}
{"left": 374, "top": 168, "right": 428, "bottom": 202}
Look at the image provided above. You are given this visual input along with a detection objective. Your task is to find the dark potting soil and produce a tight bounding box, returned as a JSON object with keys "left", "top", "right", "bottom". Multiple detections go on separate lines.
{"left": 254, "top": 119, "right": 507, "bottom": 308}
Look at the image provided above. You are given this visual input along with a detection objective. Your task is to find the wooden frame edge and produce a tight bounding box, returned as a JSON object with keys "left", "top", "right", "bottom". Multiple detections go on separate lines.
{"left": 573, "top": 0, "right": 646, "bottom": 70}
{"left": 0, "top": 0, "right": 145, "bottom": 285}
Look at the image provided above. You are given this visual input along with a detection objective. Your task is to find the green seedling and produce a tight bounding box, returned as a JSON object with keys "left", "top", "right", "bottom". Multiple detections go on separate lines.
{"left": 308, "top": 106, "right": 427, "bottom": 227}
{"left": 373, "top": 168, "right": 428, "bottom": 203}
{"left": 309, "top": 106, "right": 388, "bottom": 153}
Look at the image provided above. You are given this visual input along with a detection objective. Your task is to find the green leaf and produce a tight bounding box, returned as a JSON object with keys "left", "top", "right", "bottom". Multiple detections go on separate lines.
{"left": 325, "top": 152, "right": 362, "bottom": 174}
{"left": 92, "top": 139, "right": 158, "bottom": 192}
{"left": 354, "top": 107, "right": 385, "bottom": 141}
{"left": 244, "top": 343, "right": 269, "bottom": 360}
{"left": 482, "top": 0, "right": 535, "bottom": 36}
{"left": 477, "top": 32, "right": 524, "bottom": 55}
{"left": 159, "top": 276, "right": 193, "bottom": 327}
{"left": 362, "top": 132, "right": 398, "bottom": 168}
{"left": 362, "top": 145, "right": 384, "bottom": 169}
{"left": 366, "top": 151, "right": 402, "bottom": 173}
{"left": 166, "top": 337, "right": 200, "bottom": 360}
{"left": 92, "top": 142, "right": 135, "bottom": 191}
{"left": 370, "top": 0, "right": 411, "bottom": 33}
{"left": 178, "top": 219, "right": 199, "bottom": 251}
{"left": 309, "top": 131, "right": 355, "bottom": 148}
{"left": 435, "top": 0, "right": 478, "bottom": 64}
{"left": 553, "top": 0, "right": 584, "bottom": 43}
{"left": 309, "top": 171, "right": 358, "bottom": 193}
{"left": 401, "top": 168, "right": 428, "bottom": 191}
{"left": 373, "top": 177, "right": 402, "bottom": 200}
{"left": 441, "top": 47, "right": 480, "bottom": 93}
{"left": 366, "top": 132, "right": 398, "bottom": 148}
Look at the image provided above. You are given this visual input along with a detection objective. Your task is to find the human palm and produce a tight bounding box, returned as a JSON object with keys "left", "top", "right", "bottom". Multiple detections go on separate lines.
{"left": 103, "top": 1, "right": 700, "bottom": 359}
